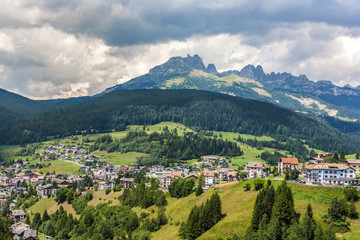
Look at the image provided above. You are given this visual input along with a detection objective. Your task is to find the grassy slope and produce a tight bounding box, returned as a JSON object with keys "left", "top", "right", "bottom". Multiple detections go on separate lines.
{"left": 29, "top": 197, "right": 79, "bottom": 219}
{"left": 152, "top": 181, "right": 360, "bottom": 240}
{"left": 26, "top": 180, "right": 360, "bottom": 239}
{"left": 33, "top": 160, "right": 81, "bottom": 175}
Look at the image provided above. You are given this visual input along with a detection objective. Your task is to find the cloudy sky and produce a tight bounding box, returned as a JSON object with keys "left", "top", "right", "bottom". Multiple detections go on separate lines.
{"left": 1, "top": 0, "right": 360, "bottom": 99}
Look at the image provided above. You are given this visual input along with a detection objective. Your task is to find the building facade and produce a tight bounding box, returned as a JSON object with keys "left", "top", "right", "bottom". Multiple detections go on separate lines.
{"left": 305, "top": 163, "right": 358, "bottom": 186}
{"left": 278, "top": 158, "right": 299, "bottom": 175}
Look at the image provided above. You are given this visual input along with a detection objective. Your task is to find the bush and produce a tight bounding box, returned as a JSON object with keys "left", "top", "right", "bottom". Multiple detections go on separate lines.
{"left": 344, "top": 184, "right": 359, "bottom": 202}
{"left": 243, "top": 182, "right": 251, "bottom": 191}
{"left": 253, "top": 178, "right": 265, "bottom": 191}
{"left": 105, "top": 188, "right": 111, "bottom": 195}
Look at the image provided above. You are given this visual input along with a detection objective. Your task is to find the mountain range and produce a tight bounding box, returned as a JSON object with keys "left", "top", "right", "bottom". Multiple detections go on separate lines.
{"left": 107, "top": 54, "right": 360, "bottom": 120}
{"left": 1, "top": 54, "right": 360, "bottom": 149}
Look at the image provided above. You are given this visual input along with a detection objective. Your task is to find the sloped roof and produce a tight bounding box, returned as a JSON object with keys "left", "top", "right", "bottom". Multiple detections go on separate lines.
{"left": 305, "top": 163, "right": 352, "bottom": 170}
{"left": 346, "top": 159, "right": 360, "bottom": 164}
{"left": 280, "top": 158, "right": 299, "bottom": 164}
{"left": 246, "top": 162, "right": 264, "bottom": 168}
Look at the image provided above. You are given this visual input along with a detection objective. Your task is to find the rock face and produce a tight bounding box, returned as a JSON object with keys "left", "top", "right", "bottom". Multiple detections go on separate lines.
{"left": 206, "top": 64, "right": 218, "bottom": 74}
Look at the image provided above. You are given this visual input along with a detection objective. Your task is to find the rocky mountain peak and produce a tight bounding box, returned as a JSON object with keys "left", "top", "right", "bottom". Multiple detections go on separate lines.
{"left": 148, "top": 54, "right": 206, "bottom": 76}
{"left": 206, "top": 63, "right": 218, "bottom": 74}
{"left": 239, "top": 64, "right": 265, "bottom": 80}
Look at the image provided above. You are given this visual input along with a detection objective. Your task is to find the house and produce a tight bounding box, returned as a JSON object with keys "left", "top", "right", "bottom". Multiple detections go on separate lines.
{"left": 309, "top": 157, "right": 324, "bottom": 164}
{"left": 244, "top": 162, "right": 269, "bottom": 178}
{"left": 305, "top": 163, "right": 358, "bottom": 186}
{"left": 184, "top": 174, "right": 198, "bottom": 181}
{"left": 97, "top": 161, "right": 113, "bottom": 169}
{"left": 21, "top": 229, "right": 38, "bottom": 240}
{"left": 118, "top": 165, "right": 128, "bottom": 171}
{"left": 152, "top": 165, "right": 165, "bottom": 172}
{"left": 131, "top": 164, "right": 139, "bottom": 170}
{"left": 10, "top": 210, "right": 26, "bottom": 222}
{"left": 159, "top": 172, "right": 182, "bottom": 188}
{"left": 278, "top": 158, "right": 299, "bottom": 175}
{"left": 12, "top": 222, "right": 38, "bottom": 240}
{"left": 217, "top": 158, "right": 228, "bottom": 167}
{"left": 201, "top": 171, "right": 217, "bottom": 186}
{"left": 98, "top": 181, "right": 110, "bottom": 190}
{"left": 120, "top": 178, "right": 135, "bottom": 189}
{"left": 315, "top": 152, "right": 333, "bottom": 159}
{"left": 24, "top": 172, "right": 41, "bottom": 181}
{"left": 345, "top": 159, "right": 360, "bottom": 175}
{"left": 203, "top": 156, "right": 218, "bottom": 163}
{"left": 37, "top": 184, "right": 59, "bottom": 197}
{"left": 217, "top": 168, "right": 239, "bottom": 181}
{"left": 11, "top": 221, "right": 30, "bottom": 232}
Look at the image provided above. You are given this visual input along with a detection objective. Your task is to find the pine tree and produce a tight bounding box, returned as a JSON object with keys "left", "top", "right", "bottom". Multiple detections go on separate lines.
{"left": 32, "top": 212, "right": 42, "bottom": 230}
{"left": 348, "top": 201, "right": 359, "bottom": 219}
{"left": 185, "top": 206, "right": 202, "bottom": 240}
{"left": 267, "top": 217, "right": 282, "bottom": 240}
{"left": 257, "top": 214, "right": 269, "bottom": 240}
{"left": 210, "top": 192, "right": 222, "bottom": 222}
{"left": 272, "top": 180, "right": 296, "bottom": 227}
{"left": 286, "top": 222, "right": 305, "bottom": 240}
{"left": 302, "top": 204, "right": 316, "bottom": 240}
{"left": 43, "top": 210, "right": 50, "bottom": 222}
{"left": 196, "top": 174, "right": 204, "bottom": 196}
{"left": 196, "top": 184, "right": 204, "bottom": 196}
{"left": 340, "top": 150, "right": 345, "bottom": 161}
{"left": 323, "top": 226, "right": 337, "bottom": 240}
{"left": 314, "top": 223, "right": 324, "bottom": 240}
{"left": 356, "top": 152, "right": 360, "bottom": 159}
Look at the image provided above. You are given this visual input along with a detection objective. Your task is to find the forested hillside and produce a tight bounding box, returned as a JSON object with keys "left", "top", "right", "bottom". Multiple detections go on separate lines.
{"left": 1, "top": 89, "right": 360, "bottom": 153}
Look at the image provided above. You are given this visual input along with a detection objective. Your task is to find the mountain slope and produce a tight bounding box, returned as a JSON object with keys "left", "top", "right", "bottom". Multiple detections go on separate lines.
{"left": 1, "top": 89, "right": 360, "bottom": 153}
{"left": 0, "top": 88, "right": 91, "bottom": 119}
{"left": 107, "top": 55, "right": 360, "bottom": 120}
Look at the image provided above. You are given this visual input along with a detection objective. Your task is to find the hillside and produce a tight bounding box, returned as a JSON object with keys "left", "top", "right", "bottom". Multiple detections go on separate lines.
{"left": 1, "top": 89, "right": 360, "bottom": 154}
{"left": 27, "top": 180, "right": 360, "bottom": 240}
{"left": 108, "top": 55, "right": 360, "bottom": 120}
{"left": 0, "top": 88, "right": 90, "bottom": 119}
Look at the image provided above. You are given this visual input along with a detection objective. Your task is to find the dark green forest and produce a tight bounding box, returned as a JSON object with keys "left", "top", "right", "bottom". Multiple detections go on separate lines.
{"left": 90, "top": 129, "right": 242, "bottom": 165}
{"left": 1, "top": 89, "right": 360, "bottom": 153}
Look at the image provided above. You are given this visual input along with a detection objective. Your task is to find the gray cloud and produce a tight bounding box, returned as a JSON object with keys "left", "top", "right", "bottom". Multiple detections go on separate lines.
{"left": 1, "top": 0, "right": 360, "bottom": 98}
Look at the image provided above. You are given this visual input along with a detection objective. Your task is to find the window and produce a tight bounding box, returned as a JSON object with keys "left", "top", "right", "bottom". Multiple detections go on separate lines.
{"left": 325, "top": 175, "right": 328, "bottom": 178}
{"left": 325, "top": 171, "right": 328, "bottom": 173}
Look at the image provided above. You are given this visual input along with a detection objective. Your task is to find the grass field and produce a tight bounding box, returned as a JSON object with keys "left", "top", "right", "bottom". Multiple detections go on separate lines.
{"left": 33, "top": 160, "right": 81, "bottom": 175}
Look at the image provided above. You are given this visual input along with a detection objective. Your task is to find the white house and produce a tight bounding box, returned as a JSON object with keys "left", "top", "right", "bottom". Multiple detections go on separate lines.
{"left": 159, "top": 172, "right": 182, "bottom": 188}
{"left": 201, "top": 171, "right": 217, "bottom": 186}
{"left": 244, "top": 162, "right": 268, "bottom": 178}
{"left": 305, "top": 163, "right": 358, "bottom": 186}
{"left": 278, "top": 158, "right": 299, "bottom": 175}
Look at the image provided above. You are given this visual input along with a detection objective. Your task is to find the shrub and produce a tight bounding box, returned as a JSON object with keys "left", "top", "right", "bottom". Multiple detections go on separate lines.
{"left": 253, "top": 178, "right": 265, "bottom": 191}
{"left": 243, "top": 182, "right": 251, "bottom": 191}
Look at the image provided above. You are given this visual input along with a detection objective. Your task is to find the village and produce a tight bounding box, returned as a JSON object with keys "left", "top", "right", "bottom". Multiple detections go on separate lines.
{"left": 1, "top": 143, "right": 360, "bottom": 239}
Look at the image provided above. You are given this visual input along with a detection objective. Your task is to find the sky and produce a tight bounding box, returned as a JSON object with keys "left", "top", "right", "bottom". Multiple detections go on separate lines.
{"left": 1, "top": 0, "right": 360, "bottom": 99}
